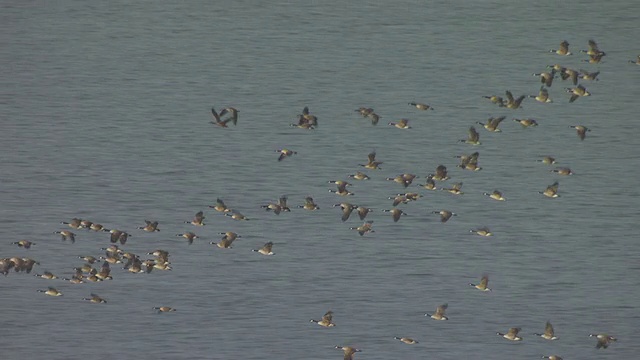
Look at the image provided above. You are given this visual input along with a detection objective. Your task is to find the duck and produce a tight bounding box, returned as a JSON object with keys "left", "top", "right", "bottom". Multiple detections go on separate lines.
{"left": 550, "top": 167, "right": 573, "bottom": 175}
{"left": 583, "top": 53, "right": 604, "bottom": 64}
{"left": 532, "top": 69, "right": 556, "bottom": 87}
{"left": 394, "top": 337, "right": 418, "bottom": 344}
{"left": 138, "top": 220, "right": 160, "bottom": 232}
{"left": 579, "top": 69, "right": 600, "bottom": 81}
{"left": 209, "top": 198, "right": 230, "bottom": 213}
{"left": 420, "top": 174, "right": 438, "bottom": 190}
{"left": 89, "top": 223, "right": 109, "bottom": 232}
{"left": 538, "top": 156, "right": 556, "bottom": 165}
{"left": 430, "top": 165, "right": 449, "bottom": 181}
{"left": 348, "top": 171, "right": 370, "bottom": 180}
{"left": 409, "top": 102, "right": 434, "bottom": 110}
{"left": 19, "top": 258, "right": 39, "bottom": 273}
{"left": 484, "top": 190, "right": 505, "bottom": 201}
{"left": 549, "top": 40, "right": 572, "bottom": 55}
{"left": 100, "top": 254, "right": 122, "bottom": 264}
{"left": 79, "top": 219, "right": 93, "bottom": 229}
{"left": 210, "top": 107, "right": 234, "bottom": 127}
{"left": 386, "top": 173, "right": 417, "bottom": 188}
{"left": 109, "top": 230, "right": 130, "bottom": 245}
{"left": 389, "top": 194, "right": 409, "bottom": 206}
{"left": 219, "top": 107, "right": 239, "bottom": 125}
{"left": 176, "top": 232, "right": 199, "bottom": 245}
{"left": 469, "top": 274, "right": 491, "bottom": 291}
{"left": 102, "top": 244, "right": 122, "bottom": 255}
{"left": 356, "top": 206, "right": 373, "bottom": 220}
{"left": 310, "top": 310, "right": 335, "bottom": 327}
{"left": 328, "top": 180, "right": 352, "bottom": 188}
{"left": 461, "top": 161, "right": 482, "bottom": 171}
{"left": 483, "top": 95, "right": 506, "bottom": 106}
{"left": 350, "top": 221, "right": 374, "bottom": 236}
{"left": 329, "top": 181, "right": 354, "bottom": 196}
{"left": 78, "top": 255, "right": 99, "bottom": 264}
{"left": 433, "top": 210, "right": 456, "bottom": 223}
{"left": 560, "top": 68, "right": 579, "bottom": 85}
{"left": 13, "top": 240, "right": 35, "bottom": 249}
{"left": 403, "top": 192, "right": 421, "bottom": 202}
{"left": 528, "top": 86, "right": 553, "bottom": 103}
{"left": 566, "top": 84, "right": 590, "bottom": 103}
{"left": 89, "top": 223, "right": 110, "bottom": 232}
{"left": 276, "top": 148, "right": 297, "bottom": 161}
{"left": 470, "top": 227, "right": 492, "bottom": 237}
{"left": 34, "top": 271, "right": 58, "bottom": 280}
{"left": 334, "top": 202, "right": 357, "bottom": 222}
{"left": 291, "top": 115, "right": 316, "bottom": 129}
{"left": 153, "top": 261, "right": 172, "bottom": 271}
{"left": 534, "top": 321, "right": 558, "bottom": 340}
{"left": 456, "top": 152, "right": 481, "bottom": 171}
{"left": 541, "top": 181, "right": 560, "bottom": 198}
{"left": 425, "top": 303, "right": 448, "bottom": 320}
{"left": 252, "top": 241, "right": 274, "bottom": 255}
{"left": 477, "top": 116, "right": 506, "bottom": 132}
{"left": 513, "top": 118, "right": 538, "bottom": 127}
{"left": 224, "top": 210, "right": 249, "bottom": 220}
{"left": 0, "top": 259, "right": 12, "bottom": 276}
{"left": 126, "top": 258, "right": 144, "bottom": 273}
{"left": 148, "top": 249, "right": 169, "bottom": 260}
{"left": 62, "top": 274, "right": 84, "bottom": 284}
{"left": 262, "top": 201, "right": 283, "bottom": 215}
{"left": 367, "top": 112, "right": 380, "bottom": 125}
{"left": 154, "top": 306, "right": 176, "bottom": 313}
{"left": 355, "top": 107, "right": 374, "bottom": 117}
{"left": 629, "top": 55, "right": 640, "bottom": 65}
{"left": 96, "top": 262, "right": 112, "bottom": 280}
{"left": 213, "top": 232, "right": 241, "bottom": 248}
{"left": 37, "top": 287, "right": 62, "bottom": 296}
{"left": 547, "top": 64, "right": 566, "bottom": 73}
{"left": 85, "top": 273, "right": 103, "bottom": 282}
{"left": 388, "top": 118, "right": 411, "bottom": 129}
{"left": 442, "top": 182, "right": 463, "bottom": 195}
{"left": 504, "top": 90, "right": 525, "bottom": 109}
{"left": 83, "top": 293, "right": 107, "bottom": 303}
{"left": 7, "top": 257, "right": 23, "bottom": 271}
{"left": 299, "top": 196, "right": 320, "bottom": 210}
{"left": 497, "top": 327, "right": 523, "bottom": 341}
{"left": 54, "top": 230, "right": 76, "bottom": 243}
{"left": 61, "top": 218, "right": 83, "bottom": 229}
{"left": 382, "top": 208, "right": 407, "bottom": 222}
{"left": 185, "top": 211, "right": 205, "bottom": 226}
{"left": 9, "top": 257, "right": 32, "bottom": 273}
{"left": 299, "top": 106, "right": 318, "bottom": 127}
{"left": 460, "top": 126, "right": 481, "bottom": 145}
{"left": 359, "top": 151, "right": 382, "bottom": 170}
{"left": 335, "top": 345, "right": 361, "bottom": 360}
{"left": 581, "top": 39, "right": 605, "bottom": 56}
{"left": 589, "top": 333, "right": 617, "bottom": 349}
{"left": 569, "top": 125, "right": 590, "bottom": 140}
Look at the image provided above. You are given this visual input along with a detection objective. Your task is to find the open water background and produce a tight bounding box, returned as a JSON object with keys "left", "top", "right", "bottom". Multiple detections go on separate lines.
{"left": 1, "top": 1, "right": 639, "bottom": 359}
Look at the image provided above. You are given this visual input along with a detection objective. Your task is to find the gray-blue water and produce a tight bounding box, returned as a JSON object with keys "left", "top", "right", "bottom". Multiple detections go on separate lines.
{"left": 2, "top": 1, "right": 639, "bottom": 359}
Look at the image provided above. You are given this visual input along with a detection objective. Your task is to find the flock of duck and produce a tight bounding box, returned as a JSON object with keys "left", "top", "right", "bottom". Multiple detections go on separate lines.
{"left": 4, "top": 40, "right": 637, "bottom": 359}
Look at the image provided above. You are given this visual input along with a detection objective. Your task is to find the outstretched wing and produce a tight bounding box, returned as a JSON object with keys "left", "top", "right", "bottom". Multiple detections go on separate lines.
{"left": 367, "top": 151, "right": 376, "bottom": 164}
{"left": 505, "top": 90, "right": 515, "bottom": 103}
{"left": 545, "top": 321, "right": 554, "bottom": 337}
{"left": 211, "top": 107, "right": 221, "bottom": 122}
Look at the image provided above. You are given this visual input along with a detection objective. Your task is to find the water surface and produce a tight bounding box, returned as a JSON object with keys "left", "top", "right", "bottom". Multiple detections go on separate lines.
{"left": 1, "top": 1, "right": 639, "bottom": 359}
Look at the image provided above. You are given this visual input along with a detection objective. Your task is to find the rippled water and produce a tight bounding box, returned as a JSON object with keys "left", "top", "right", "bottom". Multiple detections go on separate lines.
{"left": 2, "top": 1, "right": 639, "bottom": 359}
